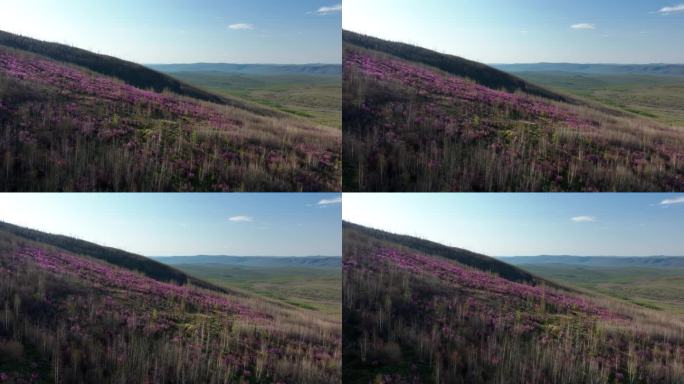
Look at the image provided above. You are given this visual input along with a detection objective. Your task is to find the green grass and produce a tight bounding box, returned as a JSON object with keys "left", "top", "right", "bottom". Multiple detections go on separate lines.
{"left": 513, "top": 71, "right": 684, "bottom": 126}
{"left": 167, "top": 72, "right": 342, "bottom": 129}
{"left": 517, "top": 264, "right": 684, "bottom": 315}
{"left": 173, "top": 264, "right": 341, "bottom": 315}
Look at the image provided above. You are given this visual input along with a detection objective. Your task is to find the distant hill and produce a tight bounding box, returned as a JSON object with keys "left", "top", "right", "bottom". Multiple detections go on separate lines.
{"left": 154, "top": 255, "right": 341, "bottom": 268}
{"left": 343, "top": 222, "right": 545, "bottom": 285}
{"left": 501, "top": 255, "right": 684, "bottom": 268}
{"left": 149, "top": 63, "right": 342, "bottom": 76}
{"left": 0, "top": 220, "right": 222, "bottom": 291}
{"left": 0, "top": 29, "right": 226, "bottom": 104}
{"left": 494, "top": 63, "right": 684, "bottom": 76}
{"left": 343, "top": 30, "right": 569, "bottom": 102}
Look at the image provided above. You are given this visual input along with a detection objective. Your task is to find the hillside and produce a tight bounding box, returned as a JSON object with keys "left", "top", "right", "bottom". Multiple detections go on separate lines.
{"left": 0, "top": 30, "right": 341, "bottom": 192}
{"left": 343, "top": 32, "right": 684, "bottom": 192}
{"left": 0, "top": 221, "right": 219, "bottom": 290}
{"left": 343, "top": 31, "right": 568, "bottom": 102}
{"left": 343, "top": 222, "right": 684, "bottom": 383}
{"left": 149, "top": 63, "right": 342, "bottom": 76}
{"left": 494, "top": 63, "right": 684, "bottom": 76}
{"left": 0, "top": 223, "right": 341, "bottom": 383}
{"left": 342, "top": 222, "right": 543, "bottom": 285}
{"left": 0, "top": 30, "right": 227, "bottom": 105}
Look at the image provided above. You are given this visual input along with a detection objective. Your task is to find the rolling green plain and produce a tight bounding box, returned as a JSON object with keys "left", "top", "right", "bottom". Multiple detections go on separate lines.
{"left": 515, "top": 264, "right": 684, "bottom": 316}
{"left": 172, "top": 264, "right": 341, "bottom": 316}
{"left": 512, "top": 71, "right": 684, "bottom": 126}
{"left": 167, "top": 72, "right": 342, "bottom": 128}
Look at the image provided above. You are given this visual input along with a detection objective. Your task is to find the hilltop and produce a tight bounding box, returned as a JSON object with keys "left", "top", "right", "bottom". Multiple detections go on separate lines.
{"left": 0, "top": 30, "right": 340, "bottom": 192}
{"left": 343, "top": 222, "right": 684, "bottom": 383}
{"left": 0, "top": 221, "right": 341, "bottom": 383}
{"left": 343, "top": 31, "right": 684, "bottom": 192}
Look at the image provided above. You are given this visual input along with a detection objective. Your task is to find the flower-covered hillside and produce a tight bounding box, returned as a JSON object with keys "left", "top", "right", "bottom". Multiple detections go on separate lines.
{"left": 343, "top": 36, "right": 684, "bottom": 192}
{"left": 0, "top": 46, "right": 340, "bottom": 191}
{"left": 0, "top": 231, "right": 341, "bottom": 383}
{"left": 342, "top": 223, "right": 684, "bottom": 384}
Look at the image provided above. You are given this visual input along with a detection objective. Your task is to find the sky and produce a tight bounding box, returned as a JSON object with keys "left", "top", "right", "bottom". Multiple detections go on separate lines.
{"left": 343, "top": 193, "right": 684, "bottom": 257}
{"left": 343, "top": 0, "right": 684, "bottom": 64}
{"left": 0, "top": 0, "right": 341, "bottom": 64}
{"left": 0, "top": 193, "right": 342, "bottom": 257}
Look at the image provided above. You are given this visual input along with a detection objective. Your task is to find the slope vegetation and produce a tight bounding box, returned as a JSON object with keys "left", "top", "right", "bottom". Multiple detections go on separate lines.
{"left": 0, "top": 225, "right": 341, "bottom": 383}
{"left": 343, "top": 31, "right": 568, "bottom": 102}
{"left": 343, "top": 33, "right": 684, "bottom": 191}
{"left": 0, "top": 31, "right": 340, "bottom": 192}
{"left": 343, "top": 222, "right": 684, "bottom": 383}
{"left": 0, "top": 30, "right": 227, "bottom": 105}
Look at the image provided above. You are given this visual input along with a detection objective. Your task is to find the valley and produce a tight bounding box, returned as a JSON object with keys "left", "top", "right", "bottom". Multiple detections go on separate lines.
{"left": 155, "top": 256, "right": 342, "bottom": 315}
{"left": 502, "top": 256, "right": 684, "bottom": 316}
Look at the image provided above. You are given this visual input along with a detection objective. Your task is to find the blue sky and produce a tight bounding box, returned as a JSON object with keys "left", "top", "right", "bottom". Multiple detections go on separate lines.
{"left": 343, "top": 194, "right": 684, "bottom": 257}
{"left": 344, "top": 0, "right": 684, "bottom": 64}
{"left": 0, "top": 0, "right": 341, "bottom": 64}
{"left": 0, "top": 193, "right": 342, "bottom": 257}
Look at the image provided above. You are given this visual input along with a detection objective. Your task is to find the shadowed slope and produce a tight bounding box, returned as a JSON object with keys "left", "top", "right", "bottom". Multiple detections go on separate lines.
{"left": 0, "top": 29, "right": 284, "bottom": 117}
{"left": 0, "top": 221, "right": 220, "bottom": 292}
{"left": 343, "top": 221, "right": 547, "bottom": 286}
{"left": 343, "top": 30, "right": 570, "bottom": 102}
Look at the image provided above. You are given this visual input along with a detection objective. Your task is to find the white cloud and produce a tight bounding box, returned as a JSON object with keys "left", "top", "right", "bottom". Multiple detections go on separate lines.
{"left": 228, "top": 215, "right": 253, "bottom": 222}
{"left": 660, "top": 196, "right": 684, "bottom": 205}
{"left": 571, "top": 216, "right": 596, "bottom": 222}
{"left": 571, "top": 23, "right": 596, "bottom": 30}
{"left": 313, "top": 4, "right": 342, "bottom": 15}
{"left": 657, "top": 4, "right": 684, "bottom": 14}
{"left": 318, "top": 197, "right": 342, "bottom": 206}
{"left": 228, "top": 23, "right": 254, "bottom": 30}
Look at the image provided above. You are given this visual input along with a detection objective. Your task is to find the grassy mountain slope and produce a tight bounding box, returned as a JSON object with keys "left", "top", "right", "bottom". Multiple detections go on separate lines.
{"left": 0, "top": 221, "right": 217, "bottom": 290}
{"left": 0, "top": 36, "right": 341, "bottom": 192}
{"left": 343, "top": 31, "right": 568, "bottom": 102}
{"left": 0, "top": 224, "right": 341, "bottom": 383}
{"left": 343, "top": 222, "right": 684, "bottom": 383}
{"left": 0, "top": 30, "right": 226, "bottom": 105}
{"left": 343, "top": 33, "right": 684, "bottom": 192}
{"left": 343, "top": 222, "right": 542, "bottom": 285}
